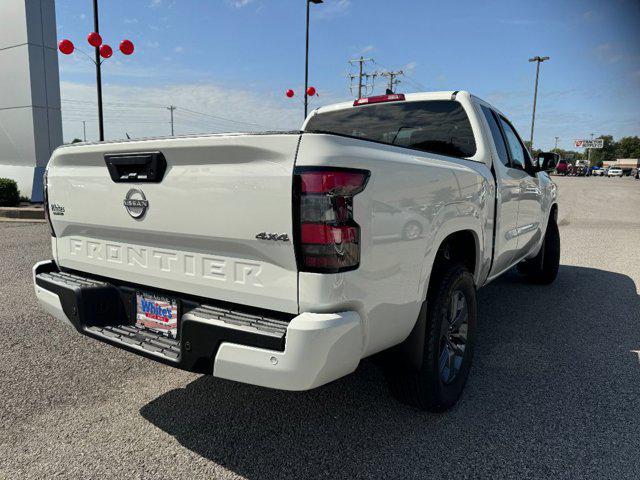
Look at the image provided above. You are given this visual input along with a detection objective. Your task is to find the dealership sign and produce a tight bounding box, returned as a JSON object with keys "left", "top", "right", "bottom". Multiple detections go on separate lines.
{"left": 574, "top": 139, "right": 604, "bottom": 149}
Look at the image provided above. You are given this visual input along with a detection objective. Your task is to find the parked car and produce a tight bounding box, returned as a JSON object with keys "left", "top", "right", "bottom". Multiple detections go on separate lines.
{"left": 607, "top": 166, "right": 624, "bottom": 177}
{"left": 591, "top": 167, "right": 605, "bottom": 176}
{"left": 34, "top": 91, "right": 560, "bottom": 412}
{"left": 556, "top": 160, "right": 569, "bottom": 175}
{"left": 372, "top": 200, "right": 425, "bottom": 241}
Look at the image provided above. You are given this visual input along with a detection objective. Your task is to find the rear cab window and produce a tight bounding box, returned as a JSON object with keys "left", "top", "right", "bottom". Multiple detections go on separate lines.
{"left": 305, "top": 100, "right": 477, "bottom": 159}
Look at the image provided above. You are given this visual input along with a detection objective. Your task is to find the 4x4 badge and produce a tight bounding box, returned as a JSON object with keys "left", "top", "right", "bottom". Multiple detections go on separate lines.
{"left": 255, "top": 232, "right": 290, "bottom": 242}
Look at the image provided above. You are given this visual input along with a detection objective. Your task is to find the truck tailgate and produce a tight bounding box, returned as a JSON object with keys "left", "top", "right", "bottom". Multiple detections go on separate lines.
{"left": 47, "top": 133, "right": 301, "bottom": 314}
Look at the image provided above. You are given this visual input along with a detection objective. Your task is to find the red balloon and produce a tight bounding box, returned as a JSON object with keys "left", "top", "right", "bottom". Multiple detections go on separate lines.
{"left": 286, "top": 89, "right": 295, "bottom": 98}
{"left": 306, "top": 86, "right": 316, "bottom": 97}
{"left": 99, "top": 44, "right": 113, "bottom": 58}
{"left": 119, "top": 39, "right": 135, "bottom": 55}
{"left": 58, "top": 39, "right": 74, "bottom": 55}
{"left": 87, "top": 32, "right": 102, "bottom": 48}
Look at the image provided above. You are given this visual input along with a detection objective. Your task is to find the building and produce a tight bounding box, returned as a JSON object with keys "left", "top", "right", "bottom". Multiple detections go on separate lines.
{"left": 0, "top": 0, "right": 62, "bottom": 202}
{"left": 616, "top": 159, "right": 640, "bottom": 169}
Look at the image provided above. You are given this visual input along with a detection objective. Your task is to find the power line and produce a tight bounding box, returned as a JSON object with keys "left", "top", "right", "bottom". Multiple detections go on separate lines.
{"left": 372, "top": 59, "right": 426, "bottom": 92}
{"left": 378, "top": 70, "right": 404, "bottom": 94}
{"left": 62, "top": 98, "right": 280, "bottom": 132}
{"left": 348, "top": 57, "right": 375, "bottom": 98}
{"left": 62, "top": 98, "right": 166, "bottom": 108}
{"left": 178, "top": 107, "right": 271, "bottom": 129}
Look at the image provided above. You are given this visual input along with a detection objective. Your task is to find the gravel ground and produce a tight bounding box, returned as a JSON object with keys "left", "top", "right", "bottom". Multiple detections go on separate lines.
{"left": 1, "top": 176, "right": 639, "bottom": 479}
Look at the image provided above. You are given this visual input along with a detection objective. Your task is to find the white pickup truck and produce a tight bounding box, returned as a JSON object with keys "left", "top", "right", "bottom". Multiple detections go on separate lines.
{"left": 33, "top": 91, "right": 559, "bottom": 411}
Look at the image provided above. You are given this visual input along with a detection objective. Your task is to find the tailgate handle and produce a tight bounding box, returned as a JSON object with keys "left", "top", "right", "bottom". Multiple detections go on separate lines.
{"left": 104, "top": 152, "right": 167, "bottom": 183}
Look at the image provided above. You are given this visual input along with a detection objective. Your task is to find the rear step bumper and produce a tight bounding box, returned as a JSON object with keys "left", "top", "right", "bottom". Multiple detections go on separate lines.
{"left": 33, "top": 260, "right": 363, "bottom": 390}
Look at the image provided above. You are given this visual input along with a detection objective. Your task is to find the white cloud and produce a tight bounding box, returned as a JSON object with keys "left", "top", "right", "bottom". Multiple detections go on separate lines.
{"left": 149, "top": 0, "right": 162, "bottom": 7}
{"left": 60, "top": 81, "right": 301, "bottom": 142}
{"left": 594, "top": 43, "right": 623, "bottom": 64}
{"left": 582, "top": 10, "right": 595, "bottom": 21}
{"left": 79, "top": 13, "right": 86, "bottom": 20}
{"left": 146, "top": 41, "right": 160, "bottom": 48}
{"left": 124, "top": 18, "right": 139, "bottom": 24}
{"left": 316, "top": 0, "right": 351, "bottom": 19}
{"left": 174, "top": 46, "right": 184, "bottom": 53}
{"left": 228, "top": 0, "right": 255, "bottom": 7}
{"left": 404, "top": 61, "right": 417, "bottom": 73}
{"left": 361, "top": 45, "right": 375, "bottom": 54}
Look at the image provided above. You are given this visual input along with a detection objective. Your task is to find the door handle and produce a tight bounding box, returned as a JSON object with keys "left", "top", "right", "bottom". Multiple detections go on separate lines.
{"left": 105, "top": 151, "right": 167, "bottom": 183}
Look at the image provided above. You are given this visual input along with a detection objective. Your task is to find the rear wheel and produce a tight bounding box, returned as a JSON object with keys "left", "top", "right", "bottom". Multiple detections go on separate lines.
{"left": 384, "top": 262, "right": 477, "bottom": 412}
{"left": 517, "top": 213, "right": 560, "bottom": 284}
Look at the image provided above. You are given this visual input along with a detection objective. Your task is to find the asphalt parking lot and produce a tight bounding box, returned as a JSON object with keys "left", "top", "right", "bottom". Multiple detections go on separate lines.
{"left": 1, "top": 176, "right": 639, "bottom": 479}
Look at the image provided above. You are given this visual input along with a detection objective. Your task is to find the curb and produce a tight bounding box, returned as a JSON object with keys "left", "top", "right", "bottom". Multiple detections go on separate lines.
{"left": 0, "top": 206, "right": 45, "bottom": 221}
{"left": 0, "top": 217, "right": 46, "bottom": 223}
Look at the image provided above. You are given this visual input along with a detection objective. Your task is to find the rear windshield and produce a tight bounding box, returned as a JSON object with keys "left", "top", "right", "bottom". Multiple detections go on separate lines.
{"left": 305, "top": 100, "right": 477, "bottom": 158}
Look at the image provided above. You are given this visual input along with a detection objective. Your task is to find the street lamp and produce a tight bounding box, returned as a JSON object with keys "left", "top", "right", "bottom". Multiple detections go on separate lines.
{"left": 305, "top": 0, "right": 323, "bottom": 120}
{"left": 58, "top": 0, "right": 135, "bottom": 141}
{"left": 528, "top": 55, "right": 550, "bottom": 154}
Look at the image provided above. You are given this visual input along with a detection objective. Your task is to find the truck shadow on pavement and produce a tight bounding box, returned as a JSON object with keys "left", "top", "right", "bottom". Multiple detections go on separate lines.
{"left": 140, "top": 265, "right": 640, "bottom": 480}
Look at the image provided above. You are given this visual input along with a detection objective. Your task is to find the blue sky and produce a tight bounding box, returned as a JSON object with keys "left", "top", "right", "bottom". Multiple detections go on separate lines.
{"left": 56, "top": 0, "right": 640, "bottom": 150}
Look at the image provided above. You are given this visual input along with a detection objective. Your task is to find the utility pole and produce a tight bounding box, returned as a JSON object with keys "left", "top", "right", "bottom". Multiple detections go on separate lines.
{"left": 528, "top": 55, "right": 550, "bottom": 154}
{"left": 349, "top": 57, "right": 374, "bottom": 98}
{"left": 93, "top": 0, "right": 104, "bottom": 141}
{"left": 554, "top": 136, "right": 559, "bottom": 152}
{"left": 167, "top": 105, "right": 176, "bottom": 136}
{"left": 587, "top": 132, "right": 594, "bottom": 165}
{"left": 379, "top": 70, "right": 404, "bottom": 94}
{"left": 82, "top": 121, "right": 87, "bottom": 142}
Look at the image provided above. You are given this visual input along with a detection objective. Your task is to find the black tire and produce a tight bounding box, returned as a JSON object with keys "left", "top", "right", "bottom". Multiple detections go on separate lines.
{"left": 517, "top": 213, "right": 560, "bottom": 284}
{"left": 384, "top": 262, "right": 477, "bottom": 412}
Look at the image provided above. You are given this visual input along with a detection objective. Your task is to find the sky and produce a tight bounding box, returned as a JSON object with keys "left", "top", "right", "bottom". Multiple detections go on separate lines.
{"left": 55, "top": 0, "right": 640, "bottom": 151}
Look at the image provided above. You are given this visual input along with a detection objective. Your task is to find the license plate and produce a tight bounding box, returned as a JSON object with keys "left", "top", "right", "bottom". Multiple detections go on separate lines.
{"left": 135, "top": 291, "right": 178, "bottom": 339}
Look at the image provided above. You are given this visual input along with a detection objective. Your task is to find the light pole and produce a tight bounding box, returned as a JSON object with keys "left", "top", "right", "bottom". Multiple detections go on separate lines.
{"left": 305, "top": 0, "right": 323, "bottom": 120}
{"left": 554, "top": 136, "right": 559, "bottom": 152}
{"left": 528, "top": 55, "right": 550, "bottom": 154}
{"left": 92, "top": 0, "right": 104, "bottom": 141}
{"left": 588, "top": 132, "right": 594, "bottom": 165}
{"left": 58, "top": 2, "right": 135, "bottom": 142}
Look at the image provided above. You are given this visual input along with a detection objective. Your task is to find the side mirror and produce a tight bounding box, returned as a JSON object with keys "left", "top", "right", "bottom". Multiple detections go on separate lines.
{"left": 537, "top": 152, "right": 559, "bottom": 172}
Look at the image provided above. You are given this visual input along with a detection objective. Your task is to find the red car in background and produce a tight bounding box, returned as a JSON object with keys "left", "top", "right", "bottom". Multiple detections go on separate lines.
{"left": 556, "top": 159, "right": 569, "bottom": 175}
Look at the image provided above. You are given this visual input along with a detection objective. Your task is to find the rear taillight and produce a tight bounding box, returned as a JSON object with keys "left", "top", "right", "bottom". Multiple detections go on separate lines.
{"left": 294, "top": 167, "right": 369, "bottom": 273}
{"left": 43, "top": 169, "right": 56, "bottom": 237}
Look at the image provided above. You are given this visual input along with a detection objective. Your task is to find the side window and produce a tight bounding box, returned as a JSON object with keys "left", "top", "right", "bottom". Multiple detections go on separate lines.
{"left": 481, "top": 106, "right": 509, "bottom": 167}
{"left": 498, "top": 117, "right": 528, "bottom": 170}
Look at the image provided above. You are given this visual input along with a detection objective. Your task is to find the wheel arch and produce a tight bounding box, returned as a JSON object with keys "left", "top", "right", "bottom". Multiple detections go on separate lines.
{"left": 419, "top": 226, "right": 483, "bottom": 304}
{"left": 385, "top": 228, "right": 481, "bottom": 372}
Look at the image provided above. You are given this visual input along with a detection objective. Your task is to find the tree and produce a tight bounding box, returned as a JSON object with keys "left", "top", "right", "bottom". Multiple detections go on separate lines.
{"left": 553, "top": 148, "right": 584, "bottom": 161}
{"left": 615, "top": 136, "right": 640, "bottom": 159}
{"left": 588, "top": 135, "right": 616, "bottom": 166}
{"left": 523, "top": 141, "right": 543, "bottom": 160}
{"left": 71, "top": 138, "right": 83, "bottom": 144}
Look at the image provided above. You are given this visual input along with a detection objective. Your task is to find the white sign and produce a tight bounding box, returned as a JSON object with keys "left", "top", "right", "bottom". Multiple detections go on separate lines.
{"left": 574, "top": 139, "right": 604, "bottom": 149}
